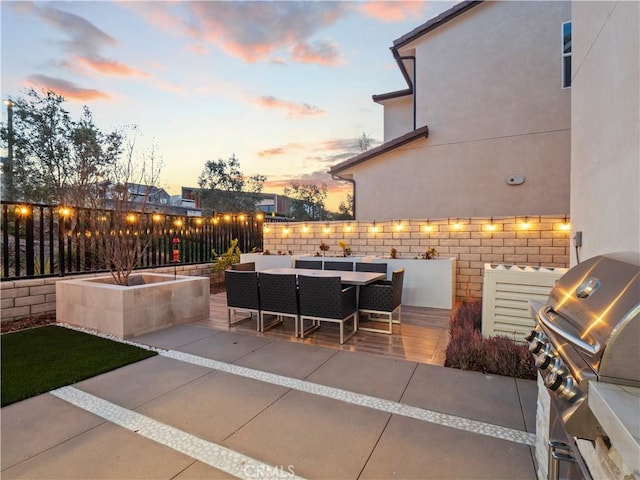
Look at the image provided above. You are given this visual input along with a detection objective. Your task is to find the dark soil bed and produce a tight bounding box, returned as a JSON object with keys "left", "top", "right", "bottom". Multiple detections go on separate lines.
{"left": 1, "top": 314, "right": 57, "bottom": 334}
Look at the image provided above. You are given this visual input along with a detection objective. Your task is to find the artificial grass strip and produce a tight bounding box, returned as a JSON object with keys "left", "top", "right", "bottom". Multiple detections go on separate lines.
{"left": 1, "top": 326, "right": 157, "bottom": 407}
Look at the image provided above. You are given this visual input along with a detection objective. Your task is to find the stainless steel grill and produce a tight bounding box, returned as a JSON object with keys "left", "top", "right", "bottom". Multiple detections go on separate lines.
{"left": 526, "top": 252, "right": 640, "bottom": 480}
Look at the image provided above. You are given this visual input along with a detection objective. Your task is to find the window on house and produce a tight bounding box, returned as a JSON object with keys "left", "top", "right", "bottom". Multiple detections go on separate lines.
{"left": 562, "top": 21, "right": 572, "bottom": 88}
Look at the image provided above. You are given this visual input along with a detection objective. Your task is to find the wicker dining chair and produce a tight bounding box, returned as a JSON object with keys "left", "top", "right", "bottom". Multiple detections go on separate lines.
{"left": 258, "top": 272, "right": 300, "bottom": 335}
{"left": 298, "top": 275, "right": 357, "bottom": 344}
{"left": 357, "top": 268, "right": 404, "bottom": 334}
{"left": 355, "top": 262, "right": 388, "bottom": 276}
{"left": 230, "top": 262, "right": 256, "bottom": 271}
{"left": 295, "top": 259, "right": 322, "bottom": 269}
{"left": 225, "top": 270, "right": 260, "bottom": 329}
{"left": 323, "top": 261, "right": 353, "bottom": 271}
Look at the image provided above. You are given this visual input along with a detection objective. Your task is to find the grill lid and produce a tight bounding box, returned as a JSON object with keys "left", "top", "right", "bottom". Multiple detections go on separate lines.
{"left": 544, "top": 252, "right": 640, "bottom": 384}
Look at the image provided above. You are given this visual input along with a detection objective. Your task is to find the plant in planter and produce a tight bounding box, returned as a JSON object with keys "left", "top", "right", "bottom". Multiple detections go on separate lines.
{"left": 422, "top": 247, "right": 438, "bottom": 259}
{"left": 211, "top": 238, "right": 241, "bottom": 272}
{"left": 390, "top": 247, "right": 398, "bottom": 259}
{"left": 338, "top": 240, "right": 352, "bottom": 257}
{"left": 319, "top": 241, "right": 330, "bottom": 257}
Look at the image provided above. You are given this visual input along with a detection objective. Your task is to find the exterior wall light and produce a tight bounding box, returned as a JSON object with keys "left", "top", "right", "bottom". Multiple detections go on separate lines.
{"left": 126, "top": 213, "right": 137, "bottom": 223}
{"left": 224, "top": 214, "right": 231, "bottom": 222}
{"left": 371, "top": 220, "right": 379, "bottom": 233}
{"left": 152, "top": 214, "right": 163, "bottom": 223}
{"left": 323, "top": 225, "right": 330, "bottom": 234}
{"left": 264, "top": 225, "right": 270, "bottom": 233}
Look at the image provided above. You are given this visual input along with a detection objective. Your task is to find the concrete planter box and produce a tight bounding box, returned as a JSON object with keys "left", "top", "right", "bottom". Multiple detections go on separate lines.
{"left": 56, "top": 273, "right": 210, "bottom": 339}
{"left": 240, "top": 253, "right": 294, "bottom": 270}
{"left": 372, "top": 257, "right": 456, "bottom": 309}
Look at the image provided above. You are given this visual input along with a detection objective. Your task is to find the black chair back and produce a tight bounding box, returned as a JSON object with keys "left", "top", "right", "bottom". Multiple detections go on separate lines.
{"left": 225, "top": 270, "right": 260, "bottom": 310}
{"left": 323, "top": 261, "right": 353, "bottom": 271}
{"left": 355, "top": 262, "right": 387, "bottom": 274}
{"left": 231, "top": 262, "right": 255, "bottom": 271}
{"left": 390, "top": 268, "right": 405, "bottom": 308}
{"left": 258, "top": 273, "right": 298, "bottom": 315}
{"left": 295, "top": 259, "right": 322, "bottom": 269}
{"left": 298, "top": 275, "right": 350, "bottom": 320}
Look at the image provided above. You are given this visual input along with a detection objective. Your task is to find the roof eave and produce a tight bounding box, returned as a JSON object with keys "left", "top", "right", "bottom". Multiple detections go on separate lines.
{"left": 393, "top": 1, "right": 483, "bottom": 50}
{"left": 329, "top": 125, "right": 429, "bottom": 175}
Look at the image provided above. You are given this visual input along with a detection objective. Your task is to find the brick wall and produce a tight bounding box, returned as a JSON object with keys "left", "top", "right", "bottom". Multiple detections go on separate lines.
{"left": 0, "top": 264, "right": 214, "bottom": 324}
{"left": 264, "top": 215, "right": 570, "bottom": 301}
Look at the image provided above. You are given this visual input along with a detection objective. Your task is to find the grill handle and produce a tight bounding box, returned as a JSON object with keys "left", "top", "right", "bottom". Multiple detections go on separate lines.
{"left": 533, "top": 303, "right": 600, "bottom": 356}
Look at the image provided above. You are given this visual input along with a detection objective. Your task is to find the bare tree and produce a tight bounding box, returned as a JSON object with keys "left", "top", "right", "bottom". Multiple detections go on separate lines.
{"left": 89, "top": 127, "right": 164, "bottom": 286}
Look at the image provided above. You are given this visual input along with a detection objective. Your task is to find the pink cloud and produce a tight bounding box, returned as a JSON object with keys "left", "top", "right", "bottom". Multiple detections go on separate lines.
{"left": 359, "top": 1, "right": 429, "bottom": 22}
{"left": 251, "top": 96, "right": 325, "bottom": 119}
{"left": 290, "top": 40, "right": 342, "bottom": 66}
{"left": 26, "top": 75, "right": 111, "bottom": 101}
{"left": 75, "top": 56, "right": 150, "bottom": 78}
{"left": 258, "top": 143, "right": 305, "bottom": 157}
{"left": 185, "top": 2, "right": 348, "bottom": 64}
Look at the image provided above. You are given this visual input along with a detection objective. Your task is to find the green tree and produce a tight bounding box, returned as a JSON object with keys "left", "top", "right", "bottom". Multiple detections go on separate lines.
{"left": 0, "top": 88, "right": 122, "bottom": 205}
{"left": 284, "top": 182, "right": 327, "bottom": 221}
{"left": 335, "top": 192, "right": 354, "bottom": 220}
{"left": 197, "top": 154, "right": 266, "bottom": 214}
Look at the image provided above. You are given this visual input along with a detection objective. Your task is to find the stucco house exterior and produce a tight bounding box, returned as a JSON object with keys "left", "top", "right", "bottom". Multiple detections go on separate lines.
{"left": 569, "top": 1, "right": 639, "bottom": 264}
{"left": 330, "top": 1, "right": 571, "bottom": 222}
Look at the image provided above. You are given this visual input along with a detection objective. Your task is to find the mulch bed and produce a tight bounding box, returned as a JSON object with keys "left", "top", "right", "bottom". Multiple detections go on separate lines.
{"left": 1, "top": 314, "right": 57, "bottom": 334}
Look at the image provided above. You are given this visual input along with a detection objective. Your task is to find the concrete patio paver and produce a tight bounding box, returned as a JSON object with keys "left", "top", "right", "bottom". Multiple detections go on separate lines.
{"left": 401, "top": 362, "right": 535, "bottom": 431}
{"left": 232, "top": 339, "right": 338, "bottom": 379}
{"left": 0, "top": 394, "right": 104, "bottom": 470}
{"left": 223, "top": 389, "right": 391, "bottom": 479}
{"left": 360, "top": 415, "right": 536, "bottom": 480}
{"left": 135, "top": 371, "right": 290, "bottom": 443}
{"left": 2, "top": 421, "right": 199, "bottom": 480}
{"left": 305, "top": 350, "right": 418, "bottom": 402}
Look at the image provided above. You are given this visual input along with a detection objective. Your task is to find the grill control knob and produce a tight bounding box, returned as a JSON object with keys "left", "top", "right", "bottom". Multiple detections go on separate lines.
{"left": 545, "top": 373, "right": 579, "bottom": 400}
{"left": 524, "top": 330, "right": 538, "bottom": 342}
{"left": 528, "top": 338, "right": 546, "bottom": 354}
{"left": 535, "top": 352, "right": 553, "bottom": 370}
{"left": 536, "top": 355, "right": 568, "bottom": 376}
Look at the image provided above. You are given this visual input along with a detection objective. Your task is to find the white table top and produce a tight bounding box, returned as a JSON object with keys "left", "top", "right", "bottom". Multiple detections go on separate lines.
{"left": 261, "top": 268, "right": 385, "bottom": 286}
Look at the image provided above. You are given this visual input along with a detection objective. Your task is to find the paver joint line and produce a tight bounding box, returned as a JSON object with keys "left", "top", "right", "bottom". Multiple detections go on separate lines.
{"left": 50, "top": 386, "right": 305, "bottom": 480}
{"left": 160, "top": 350, "right": 536, "bottom": 446}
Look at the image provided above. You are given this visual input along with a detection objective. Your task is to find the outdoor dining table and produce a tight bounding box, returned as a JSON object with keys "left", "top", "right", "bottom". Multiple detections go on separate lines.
{"left": 260, "top": 267, "right": 385, "bottom": 286}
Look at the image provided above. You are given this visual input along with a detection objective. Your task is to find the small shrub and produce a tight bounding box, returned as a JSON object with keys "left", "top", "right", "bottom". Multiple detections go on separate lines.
{"left": 212, "top": 238, "right": 241, "bottom": 272}
{"left": 445, "top": 300, "right": 536, "bottom": 379}
{"left": 422, "top": 247, "right": 438, "bottom": 259}
{"left": 390, "top": 247, "right": 398, "bottom": 259}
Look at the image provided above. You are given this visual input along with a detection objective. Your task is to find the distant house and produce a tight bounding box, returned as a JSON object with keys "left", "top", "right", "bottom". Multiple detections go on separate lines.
{"left": 329, "top": 1, "right": 571, "bottom": 221}
{"left": 181, "top": 186, "right": 293, "bottom": 218}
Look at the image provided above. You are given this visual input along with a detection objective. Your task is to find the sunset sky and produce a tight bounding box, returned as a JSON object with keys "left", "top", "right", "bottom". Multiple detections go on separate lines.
{"left": 1, "top": 1, "right": 455, "bottom": 210}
